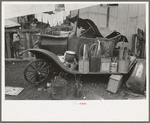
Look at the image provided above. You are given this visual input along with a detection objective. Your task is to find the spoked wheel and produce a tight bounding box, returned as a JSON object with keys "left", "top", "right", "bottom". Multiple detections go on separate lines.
{"left": 24, "top": 59, "right": 52, "bottom": 84}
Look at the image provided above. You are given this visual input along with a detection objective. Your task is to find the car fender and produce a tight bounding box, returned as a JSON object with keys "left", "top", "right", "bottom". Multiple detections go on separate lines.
{"left": 20, "top": 49, "right": 80, "bottom": 74}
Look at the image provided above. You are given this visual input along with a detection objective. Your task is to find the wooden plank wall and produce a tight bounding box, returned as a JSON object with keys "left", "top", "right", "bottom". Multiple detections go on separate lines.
{"left": 71, "top": 5, "right": 107, "bottom": 28}
{"left": 5, "top": 32, "right": 34, "bottom": 58}
{"left": 5, "top": 33, "right": 12, "bottom": 58}
{"left": 71, "top": 4, "right": 146, "bottom": 49}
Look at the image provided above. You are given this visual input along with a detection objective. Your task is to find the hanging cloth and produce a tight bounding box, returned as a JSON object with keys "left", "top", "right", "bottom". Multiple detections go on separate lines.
{"left": 42, "top": 13, "right": 48, "bottom": 23}
{"left": 52, "top": 14, "right": 57, "bottom": 26}
{"left": 35, "top": 13, "right": 42, "bottom": 22}
{"left": 49, "top": 14, "right": 54, "bottom": 26}
{"left": 59, "top": 11, "right": 64, "bottom": 25}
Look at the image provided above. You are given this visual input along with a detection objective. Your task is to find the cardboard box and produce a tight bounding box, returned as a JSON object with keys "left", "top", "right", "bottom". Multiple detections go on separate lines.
{"left": 107, "top": 75, "right": 123, "bottom": 93}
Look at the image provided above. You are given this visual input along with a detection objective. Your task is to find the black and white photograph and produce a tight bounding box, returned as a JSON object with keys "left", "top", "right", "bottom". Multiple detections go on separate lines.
{"left": 1, "top": 1, "right": 149, "bottom": 121}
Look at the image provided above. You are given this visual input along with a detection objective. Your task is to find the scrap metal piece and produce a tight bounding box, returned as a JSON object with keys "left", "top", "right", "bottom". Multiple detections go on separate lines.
{"left": 126, "top": 59, "right": 146, "bottom": 94}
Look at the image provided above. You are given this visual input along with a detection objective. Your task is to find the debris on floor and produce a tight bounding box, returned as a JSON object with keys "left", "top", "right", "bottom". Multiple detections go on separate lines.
{"left": 37, "top": 88, "right": 42, "bottom": 91}
{"left": 46, "top": 83, "right": 51, "bottom": 87}
{"left": 121, "top": 91, "right": 146, "bottom": 99}
{"left": 83, "top": 92, "right": 103, "bottom": 100}
{"left": 5, "top": 86, "right": 24, "bottom": 96}
{"left": 37, "top": 87, "right": 47, "bottom": 91}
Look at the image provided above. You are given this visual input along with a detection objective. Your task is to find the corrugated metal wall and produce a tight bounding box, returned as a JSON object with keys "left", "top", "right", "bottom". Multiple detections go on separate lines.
{"left": 71, "top": 4, "right": 146, "bottom": 49}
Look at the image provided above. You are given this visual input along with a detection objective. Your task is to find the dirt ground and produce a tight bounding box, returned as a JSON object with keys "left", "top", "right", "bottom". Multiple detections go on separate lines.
{"left": 5, "top": 59, "right": 146, "bottom": 100}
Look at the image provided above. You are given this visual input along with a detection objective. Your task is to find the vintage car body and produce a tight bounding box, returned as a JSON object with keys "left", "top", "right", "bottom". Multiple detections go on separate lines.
{"left": 21, "top": 15, "right": 137, "bottom": 84}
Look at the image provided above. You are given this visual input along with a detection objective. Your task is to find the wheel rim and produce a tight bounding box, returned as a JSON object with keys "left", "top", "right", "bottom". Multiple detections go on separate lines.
{"left": 24, "top": 60, "right": 50, "bottom": 84}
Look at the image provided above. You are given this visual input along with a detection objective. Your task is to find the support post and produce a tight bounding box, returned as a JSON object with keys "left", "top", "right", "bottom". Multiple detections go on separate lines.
{"left": 29, "top": 32, "right": 34, "bottom": 57}
{"left": 5, "top": 33, "right": 12, "bottom": 58}
{"left": 24, "top": 33, "right": 28, "bottom": 57}
{"left": 106, "top": 6, "right": 110, "bottom": 28}
{"left": 75, "top": 10, "right": 79, "bottom": 36}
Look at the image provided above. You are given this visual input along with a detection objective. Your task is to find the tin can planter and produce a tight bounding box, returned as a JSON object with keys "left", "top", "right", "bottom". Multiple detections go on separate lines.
{"left": 64, "top": 51, "right": 76, "bottom": 62}
{"left": 110, "top": 62, "right": 118, "bottom": 73}
{"left": 51, "top": 76, "right": 67, "bottom": 100}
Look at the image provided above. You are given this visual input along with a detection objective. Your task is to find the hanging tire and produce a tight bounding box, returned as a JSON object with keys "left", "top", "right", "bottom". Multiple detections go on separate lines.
{"left": 24, "top": 59, "right": 52, "bottom": 84}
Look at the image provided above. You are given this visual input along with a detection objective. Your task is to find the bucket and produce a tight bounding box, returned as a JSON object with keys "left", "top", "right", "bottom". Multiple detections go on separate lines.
{"left": 118, "top": 59, "right": 130, "bottom": 73}
{"left": 64, "top": 51, "right": 76, "bottom": 62}
{"left": 51, "top": 78, "right": 67, "bottom": 100}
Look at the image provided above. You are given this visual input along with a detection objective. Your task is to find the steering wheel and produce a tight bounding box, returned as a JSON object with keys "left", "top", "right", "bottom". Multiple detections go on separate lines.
{"left": 79, "top": 22, "right": 97, "bottom": 37}
{"left": 79, "top": 27, "right": 91, "bottom": 37}
{"left": 86, "top": 21, "right": 97, "bottom": 35}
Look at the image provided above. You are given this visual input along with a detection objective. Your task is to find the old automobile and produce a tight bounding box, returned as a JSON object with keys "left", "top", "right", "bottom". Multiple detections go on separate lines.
{"left": 21, "top": 13, "right": 136, "bottom": 84}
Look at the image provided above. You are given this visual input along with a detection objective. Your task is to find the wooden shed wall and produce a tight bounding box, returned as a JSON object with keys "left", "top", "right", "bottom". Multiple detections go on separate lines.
{"left": 71, "top": 4, "right": 146, "bottom": 49}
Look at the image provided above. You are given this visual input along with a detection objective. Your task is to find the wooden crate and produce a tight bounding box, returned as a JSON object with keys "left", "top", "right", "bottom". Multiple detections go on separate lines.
{"left": 107, "top": 75, "right": 123, "bottom": 93}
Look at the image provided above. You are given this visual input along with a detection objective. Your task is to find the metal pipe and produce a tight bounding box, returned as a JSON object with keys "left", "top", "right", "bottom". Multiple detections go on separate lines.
{"left": 75, "top": 10, "right": 80, "bottom": 35}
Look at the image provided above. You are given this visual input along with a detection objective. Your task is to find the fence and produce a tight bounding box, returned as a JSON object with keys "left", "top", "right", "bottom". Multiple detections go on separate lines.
{"left": 71, "top": 4, "right": 146, "bottom": 49}
{"left": 5, "top": 4, "right": 146, "bottom": 58}
{"left": 5, "top": 29, "right": 40, "bottom": 58}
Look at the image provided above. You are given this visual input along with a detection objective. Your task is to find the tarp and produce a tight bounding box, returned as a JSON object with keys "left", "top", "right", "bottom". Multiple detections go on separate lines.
{"left": 5, "top": 19, "right": 20, "bottom": 28}
{"left": 65, "top": 3, "right": 98, "bottom": 11}
{"left": 3, "top": 2, "right": 98, "bottom": 19}
{"left": 5, "top": 86, "right": 24, "bottom": 96}
{"left": 4, "top": 3, "right": 55, "bottom": 19}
